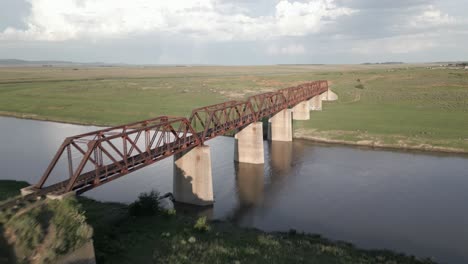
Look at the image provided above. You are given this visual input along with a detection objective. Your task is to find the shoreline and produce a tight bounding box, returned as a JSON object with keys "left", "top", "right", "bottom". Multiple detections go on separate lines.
{"left": 295, "top": 134, "right": 468, "bottom": 156}
{"left": 1, "top": 113, "right": 467, "bottom": 155}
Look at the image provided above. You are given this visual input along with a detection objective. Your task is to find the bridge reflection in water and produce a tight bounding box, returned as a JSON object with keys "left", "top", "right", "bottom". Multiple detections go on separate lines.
{"left": 173, "top": 140, "right": 297, "bottom": 221}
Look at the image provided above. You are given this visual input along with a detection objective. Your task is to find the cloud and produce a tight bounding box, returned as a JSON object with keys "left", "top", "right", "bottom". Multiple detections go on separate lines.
{"left": 275, "top": 0, "right": 355, "bottom": 36}
{"left": 1, "top": 0, "right": 467, "bottom": 64}
{"left": 351, "top": 34, "right": 438, "bottom": 54}
{"left": 267, "top": 44, "right": 306, "bottom": 55}
{"left": 0, "top": 0, "right": 355, "bottom": 42}
{"left": 410, "top": 6, "right": 457, "bottom": 28}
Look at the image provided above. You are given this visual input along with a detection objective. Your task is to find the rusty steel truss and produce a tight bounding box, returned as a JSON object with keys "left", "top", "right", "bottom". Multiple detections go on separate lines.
{"left": 32, "top": 80, "right": 328, "bottom": 195}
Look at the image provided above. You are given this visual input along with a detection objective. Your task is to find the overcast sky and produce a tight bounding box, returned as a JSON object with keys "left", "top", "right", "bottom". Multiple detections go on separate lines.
{"left": 0, "top": 0, "right": 467, "bottom": 64}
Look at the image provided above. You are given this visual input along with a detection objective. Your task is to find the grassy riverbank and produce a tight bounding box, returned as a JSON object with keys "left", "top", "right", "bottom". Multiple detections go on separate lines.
{"left": 0, "top": 65, "right": 467, "bottom": 153}
{"left": 0, "top": 181, "right": 436, "bottom": 264}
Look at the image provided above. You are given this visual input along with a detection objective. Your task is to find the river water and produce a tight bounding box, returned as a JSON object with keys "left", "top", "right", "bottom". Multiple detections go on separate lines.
{"left": 1, "top": 116, "right": 467, "bottom": 263}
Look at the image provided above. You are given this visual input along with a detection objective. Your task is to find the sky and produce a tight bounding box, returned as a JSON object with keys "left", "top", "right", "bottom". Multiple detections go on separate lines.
{"left": 0, "top": 0, "right": 467, "bottom": 65}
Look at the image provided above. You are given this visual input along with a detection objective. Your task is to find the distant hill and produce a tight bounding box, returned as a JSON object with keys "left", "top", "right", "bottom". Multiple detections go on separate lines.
{"left": 0, "top": 59, "right": 222, "bottom": 67}
{"left": 0, "top": 59, "right": 121, "bottom": 67}
{"left": 361, "top": 62, "right": 404, "bottom": 65}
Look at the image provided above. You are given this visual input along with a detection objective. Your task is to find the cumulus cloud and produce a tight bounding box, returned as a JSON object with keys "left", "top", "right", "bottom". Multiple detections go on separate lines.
{"left": 0, "top": 0, "right": 355, "bottom": 42}
{"left": 275, "top": 0, "right": 355, "bottom": 36}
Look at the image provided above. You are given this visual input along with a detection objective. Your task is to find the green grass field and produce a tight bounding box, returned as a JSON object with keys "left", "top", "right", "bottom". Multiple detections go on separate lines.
{"left": 0, "top": 65, "right": 467, "bottom": 152}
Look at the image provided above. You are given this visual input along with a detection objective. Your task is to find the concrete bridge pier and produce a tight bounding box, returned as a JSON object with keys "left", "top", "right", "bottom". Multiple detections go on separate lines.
{"left": 292, "top": 100, "right": 310, "bottom": 120}
{"left": 173, "top": 145, "right": 214, "bottom": 206}
{"left": 309, "top": 95, "right": 322, "bottom": 111}
{"left": 268, "top": 109, "right": 292, "bottom": 142}
{"left": 234, "top": 122, "right": 264, "bottom": 164}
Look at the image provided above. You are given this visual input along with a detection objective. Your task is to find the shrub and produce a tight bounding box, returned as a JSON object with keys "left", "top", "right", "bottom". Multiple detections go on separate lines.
{"left": 128, "top": 190, "right": 160, "bottom": 216}
{"left": 355, "top": 84, "right": 365, "bottom": 89}
{"left": 288, "top": 229, "right": 297, "bottom": 236}
{"left": 193, "top": 216, "right": 211, "bottom": 232}
{"left": 163, "top": 208, "right": 176, "bottom": 217}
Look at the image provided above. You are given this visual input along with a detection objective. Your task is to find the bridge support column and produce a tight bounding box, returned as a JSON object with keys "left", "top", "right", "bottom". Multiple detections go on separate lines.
{"left": 309, "top": 95, "right": 322, "bottom": 111}
{"left": 234, "top": 122, "right": 264, "bottom": 164}
{"left": 173, "top": 145, "right": 214, "bottom": 206}
{"left": 268, "top": 109, "right": 292, "bottom": 142}
{"left": 292, "top": 100, "right": 310, "bottom": 120}
{"left": 321, "top": 89, "right": 338, "bottom": 101}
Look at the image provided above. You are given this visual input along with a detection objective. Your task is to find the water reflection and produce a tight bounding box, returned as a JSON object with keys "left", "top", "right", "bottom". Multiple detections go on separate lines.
{"left": 235, "top": 163, "right": 264, "bottom": 206}
{"left": 268, "top": 141, "right": 293, "bottom": 174}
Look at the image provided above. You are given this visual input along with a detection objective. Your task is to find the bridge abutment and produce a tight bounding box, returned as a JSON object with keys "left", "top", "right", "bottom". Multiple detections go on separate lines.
{"left": 173, "top": 145, "right": 214, "bottom": 206}
{"left": 234, "top": 122, "right": 264, "bottom": 164}
{"left": 321, "top": 89, "right": 338, "bottom": 101}
{"left": 292, "top": 100, "right": 310, "bottom": 120}
{"left": 309, "top": 95, "right": 322, "bottom": 111}
{"left": 268, "top": 109, "right": 292, "bottom": 142}
{"left": 20, "top": 186, "right": 37, "bottom": 196}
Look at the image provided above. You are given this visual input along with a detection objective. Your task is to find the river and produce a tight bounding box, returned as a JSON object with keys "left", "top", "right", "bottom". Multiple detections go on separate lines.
{"left": 1, "top": 116, "right": 467, "bottom": 263}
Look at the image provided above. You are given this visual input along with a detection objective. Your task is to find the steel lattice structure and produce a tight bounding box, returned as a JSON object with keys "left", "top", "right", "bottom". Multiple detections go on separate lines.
{"left": 31, "top": 80, "right": 328, "bottom": 195}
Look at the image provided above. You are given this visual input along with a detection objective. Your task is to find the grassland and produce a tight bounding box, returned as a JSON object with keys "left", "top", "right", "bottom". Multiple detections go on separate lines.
{"left": 0, "top": 64, "right": 467, "bottom": 152}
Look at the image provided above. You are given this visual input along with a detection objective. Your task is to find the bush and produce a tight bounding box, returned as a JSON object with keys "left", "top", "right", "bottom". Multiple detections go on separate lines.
{"left": 163, "top": 208, "right": 176, "bottom": 217}
{"left": 128, "top": 190, "right": 160, "bottom": 216}
{"left": 355, "top": 84, "right": 365, "bottom": 89}
{"left": 193, "top": 216, "right": 211, "bottom": 232}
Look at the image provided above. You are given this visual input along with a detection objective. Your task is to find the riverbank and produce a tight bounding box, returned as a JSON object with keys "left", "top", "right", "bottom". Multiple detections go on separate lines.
{"left": 294, "top": 129, "right": 468, "bottom": 155}
{"left": 1, "top": 65, "right": 467, "bottom": 154}
{"left": 0, "top": 181, "right": 436, "bottom": 264}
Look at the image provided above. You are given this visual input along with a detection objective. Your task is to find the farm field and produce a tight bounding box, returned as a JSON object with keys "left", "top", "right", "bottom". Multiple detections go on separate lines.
{"left": 0, "top": 64, "right": 467, "bottom": 152}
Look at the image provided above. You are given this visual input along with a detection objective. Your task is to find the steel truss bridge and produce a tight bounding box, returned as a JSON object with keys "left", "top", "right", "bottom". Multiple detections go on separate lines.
{"left": 14, "top": 81, "right": 328, "bottom": 200}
